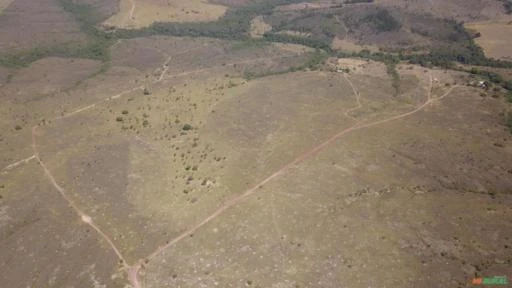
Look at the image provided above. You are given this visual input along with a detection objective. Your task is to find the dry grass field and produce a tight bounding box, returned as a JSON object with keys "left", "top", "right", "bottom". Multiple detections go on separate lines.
{"left": 466, "top": 19, "right": 512, "bottom": 60}
{"left": 103, "top": 0, "right": 228, "bottom": 29}
{"left": 1, "top": 33, "right": 511, "bottom": 288}
{"left": 0, "top": 0, "right": 14, "bottom": 12}
{"left": 1, "top": 0, "right": 512, "bottom": 287}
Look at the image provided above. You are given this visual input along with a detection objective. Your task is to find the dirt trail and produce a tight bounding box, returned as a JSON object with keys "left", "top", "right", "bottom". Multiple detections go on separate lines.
{"left": 124, "top": 0, "right": 138, "bottom": 26}
{"left": 127, "top": 74, "right": 463, "bottom": 288}
{"left": 8, "top": 38, "right": 463, "bottom": 287}
{"left": 342, "top": 73, "right": 362, "bottom": 121}
{"left": 31, "top": 126, "right": 130, "bottom": 268}
{"left": 1, "top": 155, "right": 36, "bottom": 173}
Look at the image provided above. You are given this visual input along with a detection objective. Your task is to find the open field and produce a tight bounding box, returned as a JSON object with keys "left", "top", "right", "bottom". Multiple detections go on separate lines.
{"left": 466, "top": 19, "right": 512, "bottom": 60}
{"left": 1, "top": 33, "right": 511, "bottom": 288}
{"left": 103, "top": 0, "right": 228, "bottom": 29}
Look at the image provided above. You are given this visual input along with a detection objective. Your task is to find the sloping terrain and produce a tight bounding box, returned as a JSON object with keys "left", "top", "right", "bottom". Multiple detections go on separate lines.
{"left": 375, "top": 0, "right": 507, "bottom": 22}
{"left": 1, "top": 0, "right": 512, "bottom": 287}
{"left": 2, "top": 34, "right": 512, "bottom": 287}
{"left": 103, "top": 0, "right": 228, "bottom": 29}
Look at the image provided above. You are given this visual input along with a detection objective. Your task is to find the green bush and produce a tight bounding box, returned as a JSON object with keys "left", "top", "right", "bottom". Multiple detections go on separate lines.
{"left": 182, "top": 124, "right": 193, "bottom": 131}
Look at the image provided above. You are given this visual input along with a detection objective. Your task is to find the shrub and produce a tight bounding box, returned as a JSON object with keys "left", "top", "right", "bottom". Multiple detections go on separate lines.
{"left": 182, "top": 124, "right": 193, "bottom": 131}
{"left": 116, "top": 117, "right": 123, "bottom": 122}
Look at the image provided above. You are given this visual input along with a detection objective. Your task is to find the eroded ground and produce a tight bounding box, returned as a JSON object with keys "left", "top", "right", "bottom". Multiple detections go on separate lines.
{"left": 1, "top": 36, "right": 511, "bottom": 288}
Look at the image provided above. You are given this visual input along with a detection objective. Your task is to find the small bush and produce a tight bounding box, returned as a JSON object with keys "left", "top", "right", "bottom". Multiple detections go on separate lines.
{"left": 116, "top": 117, "right": 123, "bottom": 122}
{"left": 182, "top": 124, "right": 193, "bottom": 131}
{"left": 122, "top": 110, "right": 128, "bottom": 114}
{"left": 14, "top": 125, "right": 22, "bottom": 130}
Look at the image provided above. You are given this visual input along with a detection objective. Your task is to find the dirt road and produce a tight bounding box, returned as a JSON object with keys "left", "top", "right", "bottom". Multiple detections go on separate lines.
{"left": 127, "top": 73, "right": 463, "bottom": 288}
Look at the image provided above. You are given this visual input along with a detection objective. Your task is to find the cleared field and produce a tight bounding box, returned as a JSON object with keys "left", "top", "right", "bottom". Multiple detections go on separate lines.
{"left": 1, "top": 35, "right": 511, "bottom": 288}
{"left": 103, "top": 0, "right": 228, "bottom": 28}
{"left": 331, "top": 37, "right": 378, "bottom": 53}
{"left": 466, "top": 19, "right": 512, "bottom": 60}
{"left": 0, "top": 0, "right": 14, "bottom": 12}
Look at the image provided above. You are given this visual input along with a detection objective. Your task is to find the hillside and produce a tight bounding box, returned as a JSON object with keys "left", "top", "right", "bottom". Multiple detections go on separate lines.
{"left": 0, "top": 0, "right": 511, "bottom": 287}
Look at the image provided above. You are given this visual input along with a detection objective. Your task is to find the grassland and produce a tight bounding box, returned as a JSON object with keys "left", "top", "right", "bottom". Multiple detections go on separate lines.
{"left": 1, "top": 1, "right": 512, "bottom": 287}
